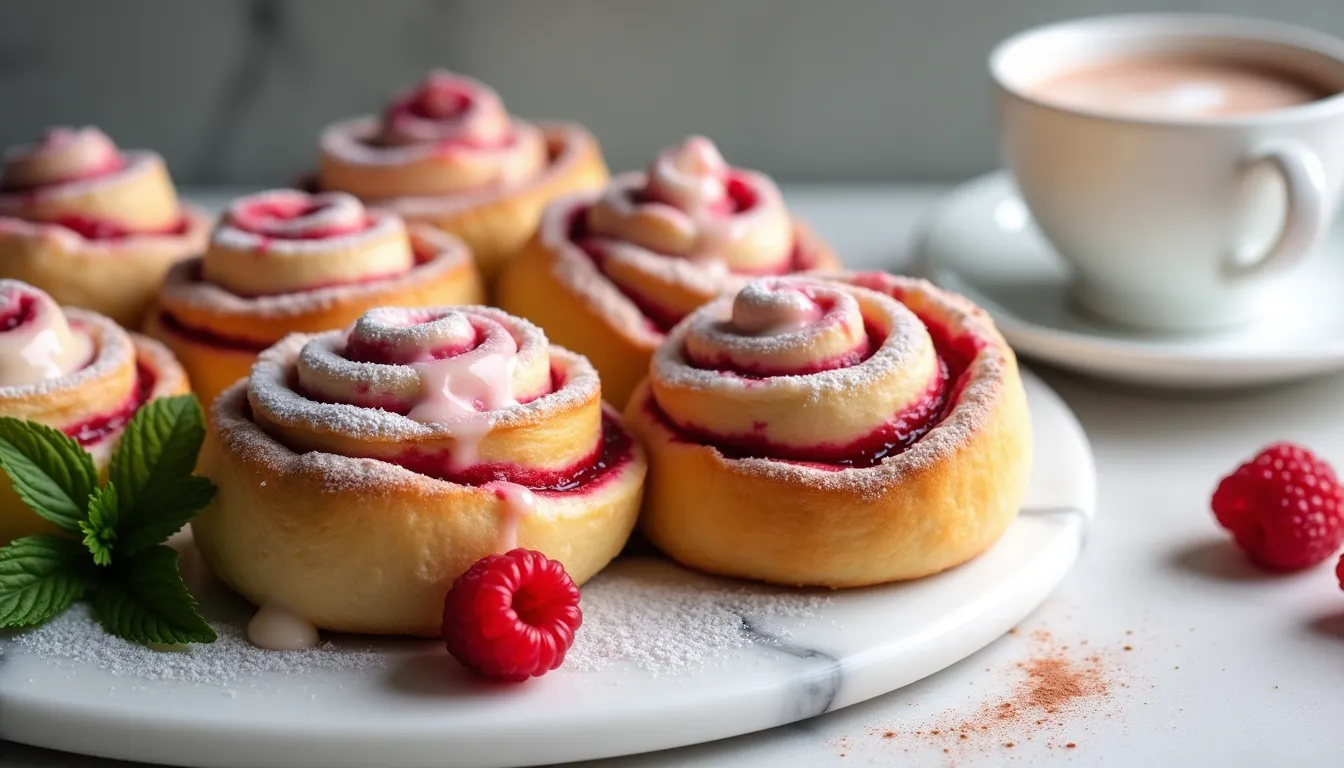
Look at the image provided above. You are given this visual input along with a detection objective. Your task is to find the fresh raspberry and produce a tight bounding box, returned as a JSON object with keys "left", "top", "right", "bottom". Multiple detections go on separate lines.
{"left": 441, "top": 548, "right": 582, "bottom": 682}
{"left": 1337, "top": 554, "right": 1344, "bottom": 590}
{"left": 1211, "top": 443, "right": 1344, "bottom": 570}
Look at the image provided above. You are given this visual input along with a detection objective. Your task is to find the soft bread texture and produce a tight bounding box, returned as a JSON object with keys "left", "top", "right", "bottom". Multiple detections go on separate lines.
{"left": 0, "top": 136, "right": 210, "bottom": 328}
{"left": 0, "top": 208, "right": 210, "bottom": 328}
{"left": 192, "top": 308, "right": 646, "bottom": 637}
{"left": 623, "top": 273, "right": 1032, "bottom": 587}
{"left": 497, "top": 200, "right": 838, "bottom": 409}
{"left": 328, "top": 123, "right": 608, "bottom": 284}
{"left": 145, "top": 222, "right": 483, "bottom": 407}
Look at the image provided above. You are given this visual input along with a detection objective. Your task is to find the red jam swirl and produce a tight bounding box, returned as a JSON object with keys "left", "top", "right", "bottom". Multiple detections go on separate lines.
{"left": 227, "top": 193, "right": 373, "bottom": 241}
{"left": 389, "top": 411, "right": 634, "bottom": 494}
{"left": 375, "top": 70, "right": 517, "bottom": 150}
{"left": 652, "top": 354, "right": 953, "bottom": 468}
{"left": 62, "top": 363, "right": 157, "bottom": 446}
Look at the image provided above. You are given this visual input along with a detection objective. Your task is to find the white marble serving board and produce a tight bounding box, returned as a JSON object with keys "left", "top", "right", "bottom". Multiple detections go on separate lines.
{"left": 0, "top": 371, "right": 1092, "bottom": 768}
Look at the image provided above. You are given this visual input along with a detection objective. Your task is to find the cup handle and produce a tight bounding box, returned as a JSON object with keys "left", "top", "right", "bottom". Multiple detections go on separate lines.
{"left": 1232, "top": 140, "right": 1328, "bottom": 277}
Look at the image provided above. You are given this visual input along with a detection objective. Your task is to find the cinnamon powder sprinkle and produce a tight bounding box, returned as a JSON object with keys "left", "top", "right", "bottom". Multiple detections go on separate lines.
{"left": 867, "top": 627, "right": 1117, "bottom": 756}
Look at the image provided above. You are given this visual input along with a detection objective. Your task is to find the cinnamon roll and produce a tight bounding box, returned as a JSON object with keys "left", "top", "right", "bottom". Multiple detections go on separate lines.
{"left": 497, "top": 135, "right": 839, "bottom": 408}
{"left": 314, "top": 69, "right": 608, "bottom": 282}
{"left": 624, "top": 273, "right": 1031, "bottom": 588}
{"left": 194, "top": 305, "right": 646, "bottom": 636}
{"left": 0, "top": 127, "right": 210, "bottom": 327}
{"left": 144, "top": 189, "right": 484, "bottom": 406}
{"left": 0, "top": 280, "right": 189, "bottom": 544}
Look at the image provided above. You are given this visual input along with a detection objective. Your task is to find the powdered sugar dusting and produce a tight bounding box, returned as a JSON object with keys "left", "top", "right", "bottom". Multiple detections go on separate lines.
{"left": 6, "top": 603, "right": 385, "bottom": 685}
{"left": 3, "top": 557, "right": 836, "bottom": 684}
{"left": 537, "top": 189, "right": 838, "bottom": 347}
{"left": 567, "top": 559, "right": 834, "bottom": 676}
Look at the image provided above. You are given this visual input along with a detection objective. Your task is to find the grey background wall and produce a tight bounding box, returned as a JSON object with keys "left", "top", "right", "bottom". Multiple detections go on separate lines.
{"left": 3, "top": 0, "right": 1344, "bottom": 185}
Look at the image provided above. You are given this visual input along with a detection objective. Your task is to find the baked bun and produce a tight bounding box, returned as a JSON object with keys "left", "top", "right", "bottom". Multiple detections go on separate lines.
{"left": 0, "top": 127, "right": 210, "bottom": 327}
{"left": 314, "top": 69, "right": 607, "bottom": 282}
{"left": 144, "top": 189, "right": 483, "bottom": 406}
{"left": 498, "top": 136, "right": 839, "bottom": 408}
{"left": 0, "top": 280, "right": 189, "bottom": 544}
{"left": 624, "top": 272, "right": 1031, "bottom": 587}
{"left": 194, "top": 304, "right": 646, "bottom": 636}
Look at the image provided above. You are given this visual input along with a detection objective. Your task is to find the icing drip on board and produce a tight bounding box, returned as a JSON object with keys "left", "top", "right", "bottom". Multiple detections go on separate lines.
{"left": 246, "top": 600, "right": 319, "bottom": 651}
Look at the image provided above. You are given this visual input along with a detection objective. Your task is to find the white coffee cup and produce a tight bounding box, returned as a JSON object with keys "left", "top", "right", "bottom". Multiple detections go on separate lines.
{"left": 991, "top": 14, "right": 1344, "bottom": 332}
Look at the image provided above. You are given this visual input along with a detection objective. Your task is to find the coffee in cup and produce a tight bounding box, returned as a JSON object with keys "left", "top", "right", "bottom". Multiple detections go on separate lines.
{"left": 992, "top": 15, "right": 1344, "bottom": 332}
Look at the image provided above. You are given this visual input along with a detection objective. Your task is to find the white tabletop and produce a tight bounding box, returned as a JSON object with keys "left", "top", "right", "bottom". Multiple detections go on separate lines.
{"left": 5, "top": 183, "right": 1343, "bottom": 767}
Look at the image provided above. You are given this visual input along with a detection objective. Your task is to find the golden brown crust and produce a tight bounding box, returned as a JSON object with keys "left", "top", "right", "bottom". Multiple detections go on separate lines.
{"left": 0, "top": 206, "right": 211, "bottom": 328}
{"left": 497, "top": 213, "right": 838, "bottom": 409}
{"left": 381, "top": 123, "right": 609, "bottom": 283}
{"left": 622, "top": 273, "right": 1032, "bottom": 587}
{"left": 194, "top": 383, "right": 647, "bottom": 637}
{"left": 144, "top": 225, "right": 485, "bottom": 406}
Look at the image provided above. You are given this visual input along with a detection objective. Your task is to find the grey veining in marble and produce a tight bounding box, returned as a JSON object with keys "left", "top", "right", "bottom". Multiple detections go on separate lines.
{"left": 4, "top": 0, "right": 1344, "bottom": 185}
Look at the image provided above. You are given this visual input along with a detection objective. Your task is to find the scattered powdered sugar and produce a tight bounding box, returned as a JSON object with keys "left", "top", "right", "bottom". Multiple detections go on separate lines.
{"left": 5, "top": 603, "right": 385, "bottom": 685}
{"left": 1, "top": 558, "right": 834, "bottom": 685}
{"left": 566, "top": 559, "right": 834, "bottom": 677}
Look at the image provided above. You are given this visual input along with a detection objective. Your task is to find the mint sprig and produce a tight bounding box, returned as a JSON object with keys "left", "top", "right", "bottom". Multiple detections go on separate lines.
{"left": 94, "top": 545, "right": 215, "bottom": 645}
{"left": 0, "top": 536, "right": 90, "bottom": 626}
{"left": 0, "top": 395, "right": 218, "bottom": 647}
{"left": 0, "top": 418, "right": 97, "bottom": 533}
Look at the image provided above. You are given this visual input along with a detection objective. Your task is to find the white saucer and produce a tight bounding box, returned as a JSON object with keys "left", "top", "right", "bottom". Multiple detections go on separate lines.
{"left": 913, "top": 171, "right": 1344, "bottom": 389}
{"left": 0, "top": 372, "right": 1093, "bottom": 768}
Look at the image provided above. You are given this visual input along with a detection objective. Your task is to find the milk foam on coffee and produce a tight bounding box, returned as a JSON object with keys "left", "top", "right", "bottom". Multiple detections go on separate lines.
{"left": 1031, "top": 54, "right": 1335, "bottom": 118}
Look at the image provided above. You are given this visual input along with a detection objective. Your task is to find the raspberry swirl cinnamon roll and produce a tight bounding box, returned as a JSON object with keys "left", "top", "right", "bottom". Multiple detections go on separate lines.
{"left": 625, "top": 273, "right": 1031, "bottom": 588}
{"left": 0, "top": 127, "right": 210, "bottom": 327}
{"left": 145, "top": 189, "right": 483, "bottom": 406}
{"left": 194, "top": 305, "right": 646, "bottom": 636}
{"left": 314, "top": 69, "right": 608, "bottom": 282}
{"left": 498, "top": 136, "right": 839, "bottom": 408}
{"left": 0, "top": 280, "right": 188, "bottom": 545}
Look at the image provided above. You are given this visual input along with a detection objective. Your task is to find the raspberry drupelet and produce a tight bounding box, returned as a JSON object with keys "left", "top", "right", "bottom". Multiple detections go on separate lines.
{"left": 1211, "top": 442, "right": 1344, "bottom": 571}
{"left": 441, "top": 548, "right": 583, "bottom": 681}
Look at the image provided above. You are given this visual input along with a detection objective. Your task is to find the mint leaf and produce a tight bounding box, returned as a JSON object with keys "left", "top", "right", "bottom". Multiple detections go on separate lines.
{"left": 109, "top": 395, "right": 210, "bottom": 554}
{"left": 93, "top": 544, "right": 215, "bottom": 645}
{"left": 0, "top": 417, "right": 97, "bottom": 533}
{"left": 79, "top": 483, "right": 120, "bottom": 566}
{"left": 115, "top": 476, "right": 215, "bottom": 556}
{"left": 0, "top": 535, "right": 89, "bottom": 627}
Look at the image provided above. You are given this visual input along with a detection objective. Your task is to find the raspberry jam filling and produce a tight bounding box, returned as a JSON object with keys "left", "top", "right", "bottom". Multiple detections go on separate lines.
{"left": 47, "top": 213, "right": 190, "bottom": 241}
{"left": 386, "top": 412, "right": 634, "bottom": 493}
{"left": 0, "top": 292, "right": 36, "bottom": 331}
{"left": 372, "top": 71, "right": 516, "bottom": 151}
{"left": 567, "top": 206, "right": 806, "bottom": 334}
{"left": 156, "top": 311, "right": 272, "bottom": 353}
{"left": 656, "top": 318, "right": 980, "bottom": 469}
{"left": 692, "top": 325, "right": 882, "bottom": 379}
{"left": 231, "top": 198, "right": 371, "bottom": 241}
{"left": 62, "top": 362, "right": 157, "bottom": 446}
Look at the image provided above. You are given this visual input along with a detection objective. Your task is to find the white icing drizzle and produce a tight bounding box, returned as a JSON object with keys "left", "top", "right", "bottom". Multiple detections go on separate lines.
{"left": 247, "top": 600, "right": 319, "bottom": 651}
{"left": 487, "top": 480, "right": 537, "bottom": 552}
{"left": 0, "top": 281, "right": 93, "bottom": 386}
